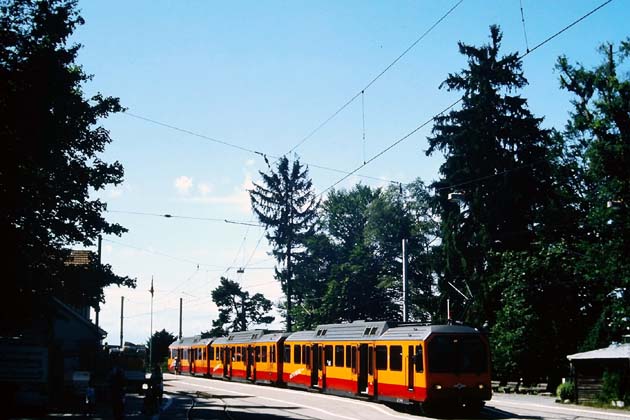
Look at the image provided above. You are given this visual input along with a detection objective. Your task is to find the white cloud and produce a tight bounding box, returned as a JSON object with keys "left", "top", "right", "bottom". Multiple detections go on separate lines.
{"left": 197, "top": 182, "right": 213, "bottom": 196}
{"left": 187, "top": 173, "right": 254, "bottom": 213}
{"left": 174, "top": 176, "right": 193, "bottom": 194}
{"left": 245, "top": 159, "right": 256, "bottom": 167}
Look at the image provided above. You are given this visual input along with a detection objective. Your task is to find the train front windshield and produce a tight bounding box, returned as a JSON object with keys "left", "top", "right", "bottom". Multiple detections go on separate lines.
{"left": 428, "top": 335, "right": 487, "bottom": 374}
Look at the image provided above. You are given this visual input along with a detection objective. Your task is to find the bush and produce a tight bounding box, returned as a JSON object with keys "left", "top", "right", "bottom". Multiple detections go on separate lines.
{"left": 599, "top": 371, "right": 623, "bottom": 403}
{"left": 557, "top": 381, "right": 575, "bottom": 402}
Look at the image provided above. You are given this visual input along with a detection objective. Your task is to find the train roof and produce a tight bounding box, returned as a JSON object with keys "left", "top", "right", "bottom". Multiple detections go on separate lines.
{"left": 377, "top": 324, "right": 481, "bottom": 341}
{"left": 313, "top": 320, "right": 390, "bottom": 341}
{"left": 285, "top": 330, "right": 316, "bottom": 342}
{"left": 169, "top": 335, "right": 206, "bottom": 348}
{"left": 213, "top": 330, "right": 266, "bottom": 345}
{"left": 257, "top": 332, "right": 291, "bottom": 344}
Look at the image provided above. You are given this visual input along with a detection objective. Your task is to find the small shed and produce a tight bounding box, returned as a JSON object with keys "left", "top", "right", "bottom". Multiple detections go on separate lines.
{"left": 567, "top": 342, "right": 630, "bottom": 404}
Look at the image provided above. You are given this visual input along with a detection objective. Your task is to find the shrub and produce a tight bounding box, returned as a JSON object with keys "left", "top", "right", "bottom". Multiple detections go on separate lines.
{"left": 599, "top": 371, "right": 623, "bottom": 403}
{"left": 557, "top": 381, "right": 575, "bottom": 402}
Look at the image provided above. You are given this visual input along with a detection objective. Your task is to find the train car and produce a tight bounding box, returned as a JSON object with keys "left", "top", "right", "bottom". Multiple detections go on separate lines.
{"left": 166, "top": 321, "right": 491, "bottom": 414}
{"left": 420, "top": 324, "right": 491, "bottom": 412}
{"left": 253, "top": 332, "right": 290, "bottom": 384}
{"left": 213, "top": 330, "right": 265, "bottom": 382}
{"left": 168, "top": 336, "right": 198, "bottom": 374}
{"left": 190, "top": 337, "right": 213, "bottom": 376}
{"left": 309, "top": 320, "right": 389, "bottom": 396}
{"left": 281, "top": 330, "right": 315, "bottom": 388}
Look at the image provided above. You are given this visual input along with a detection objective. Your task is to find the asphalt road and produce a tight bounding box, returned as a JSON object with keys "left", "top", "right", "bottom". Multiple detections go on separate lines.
{"left": 161, "top": 373, "right": 630, "bottom": 420}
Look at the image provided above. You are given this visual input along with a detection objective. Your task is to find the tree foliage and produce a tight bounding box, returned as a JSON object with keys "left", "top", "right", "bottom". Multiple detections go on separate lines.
{"left": 556, "top": 38, "right": 630, "bottom": 349}
{"left": 426, "top": 25, "right": 558, "bottom": 325}
{"left": 249, "top": 156, "right": 318, "bottom": 331}
{"left": 146, "top": 329, "right": 177, "bottom": 367}
{"left": 210, "top": 277, "right": 274, "bottom": 336}
{"left": 0, "top": 0, "right": 134, "bottom": 324}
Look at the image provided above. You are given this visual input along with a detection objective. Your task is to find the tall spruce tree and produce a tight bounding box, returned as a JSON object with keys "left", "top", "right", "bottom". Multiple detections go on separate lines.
{"left": 249, "top": 156, "right": 318, "bottom": 331}
{"left": 426, "top": 25, "right": 556, "bottom": 324}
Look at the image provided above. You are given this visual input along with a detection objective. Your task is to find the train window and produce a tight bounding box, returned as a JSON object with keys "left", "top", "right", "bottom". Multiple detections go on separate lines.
{"left": 236, "top": 347, "right": 241, "bottom": 362}
{"left": 370, "top": 327, "right": 378, "bottom": 335}
{"left": 375, "top": 345, "right": 388, "bottom": 370}
{"left": 210, "top": 347, "right": 214, "bottom": 360}
{"left": 262, "top": 346, "right": 267, "bottom": 362}
{"left": 304, "top": 346, "right": 310, "bottom": 366}
{"left": 294, "top": 345, "right": 302, "bottom": 364}
{"left": 368, "top": 347, "right": 373, "bottom": 375}
{"left": 335, "top": 345, "right": 344, "bottom": 367}
{"left": 363, "top": 328, "right": 371, "bottom": 335}
{"left": 390, "top": 346, "right": 403, "bottom": 371}
{"left": 415, "top": 345, "right": 423, "bottom": 372}
{"left": 351, "top": 346, "right": 357, "bottom": 369}
{"left": 345, "top": 345, "right": 351, "bottom": 367}
{"left": 271, "top": 345, "right": 276, "bottom": 363}
{"left": 284, "top": 345, "right": 291, "bottom": 363}
{"left": 324, "top": 346, "right": 333, "bottom": 367}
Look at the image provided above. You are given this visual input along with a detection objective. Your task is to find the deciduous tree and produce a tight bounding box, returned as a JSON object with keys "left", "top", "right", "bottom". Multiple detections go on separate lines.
{"left": 0, "top": 0, "right": 134, "bottom": 326}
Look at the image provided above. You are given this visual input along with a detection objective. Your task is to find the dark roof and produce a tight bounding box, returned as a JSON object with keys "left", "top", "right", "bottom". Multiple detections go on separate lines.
{"left": 257, "top": 332, "right": 290, "bottom": 344}
{"left": 52, "top": 297, "right": 106, "bottom": 338}
{"left": 66, "top": 250, "right": 94, "bottom": 266}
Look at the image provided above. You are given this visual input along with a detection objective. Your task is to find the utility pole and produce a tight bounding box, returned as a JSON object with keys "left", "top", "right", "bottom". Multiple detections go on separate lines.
{"left": 96, "top": 235, "right": 102, "bottom": 330}
{"left": 120, "top": 296, "right": 124, "bottom": 347}
{"left": 149, "top": 276, "right": 154, "bottom": 368}
{"left": 402, "top": 239, "right": 408, "bottom": 322}
{"left": 179, "top": 298, "right": 183, "bottom": 339}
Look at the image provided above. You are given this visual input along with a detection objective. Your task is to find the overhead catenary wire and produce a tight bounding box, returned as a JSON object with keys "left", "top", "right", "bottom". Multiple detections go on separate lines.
{"left": 317, "top": 0, "right": 614, "bottom": 198}
{"left": 106, "top": 210, "right": 263, "bottom": 227}
{"left": 286, "top": 0, "right": 465, "bottom": 154}
{"left": 519, "top": 0, "right": 530, "bottom": 53}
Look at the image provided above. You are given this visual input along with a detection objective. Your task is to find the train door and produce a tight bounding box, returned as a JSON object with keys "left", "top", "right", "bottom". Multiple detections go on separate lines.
{"left": 358, "top": 344, "right": 375, "bottom": 396}
{"left": 246, "top": 345, "right": 255, "bottom": 381}
{"left": 223, "top": 347, "right": 231, "bottom": 378}
{"left": 407, "top": 345, "right": 414, "bottom": 391}
{"left": 310, "top": 344, "right": 320, "bottom": 387}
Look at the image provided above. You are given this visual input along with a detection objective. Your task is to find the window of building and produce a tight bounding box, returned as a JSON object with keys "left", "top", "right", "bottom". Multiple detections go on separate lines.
{"left": 375, "top": 345, "right": 388, "bottom": 370}
{"left": 390, "top": 345, "right": 402, "bottom": 371}
{"left": 334, "top": 345, "right": 344, "bottom": 367}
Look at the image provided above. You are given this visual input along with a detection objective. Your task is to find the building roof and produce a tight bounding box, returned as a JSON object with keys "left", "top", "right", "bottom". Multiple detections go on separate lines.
{"left": 52, "top": 297, "right": 106, "bottom": 338}
{"left": 66, "top": 250, "right": 94, "bottom": 266}
{"left": 567, "top": 343, "right": 630, "bottom": 361}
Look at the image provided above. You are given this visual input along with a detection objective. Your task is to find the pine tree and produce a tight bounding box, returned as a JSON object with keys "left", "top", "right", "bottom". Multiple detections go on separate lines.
{"left": 426, "top": 25, "right": 556, "bottom": 324}
{"left": 249, "top": 156, "right": 318, "bottom": 331}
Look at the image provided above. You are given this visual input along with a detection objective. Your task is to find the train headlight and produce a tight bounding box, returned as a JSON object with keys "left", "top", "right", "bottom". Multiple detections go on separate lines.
{"left": 433, "top": 384, "right": 442, "bottom": 390}
{"left": 478, "top": 384, "right": 485, "bottom": 390}
{"left": 142, "top": 383, "right": 149, "bottom": 390}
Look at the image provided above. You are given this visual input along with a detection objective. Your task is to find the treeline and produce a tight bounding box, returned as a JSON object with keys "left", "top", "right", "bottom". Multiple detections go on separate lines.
{"left": 238, "top": 27, "right": 629, "bottom": 386}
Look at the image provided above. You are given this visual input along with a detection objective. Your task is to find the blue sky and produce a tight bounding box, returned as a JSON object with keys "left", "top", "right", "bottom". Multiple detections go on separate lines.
{"left": 71, "top": 0, "right": 629, "bottom": 345}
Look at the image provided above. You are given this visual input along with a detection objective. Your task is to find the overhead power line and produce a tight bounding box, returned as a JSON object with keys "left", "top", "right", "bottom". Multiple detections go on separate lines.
{"left": 122, "top": 111, "right": 403, "bottom": 186}
{"left": 286, "top": 0, "right": 465, "bottom": 155}
{"left": 318, "top": 0, "right": 614, "bottom": 197}
{"left": 106, "top": 210, "right": 263, "bottom": 227}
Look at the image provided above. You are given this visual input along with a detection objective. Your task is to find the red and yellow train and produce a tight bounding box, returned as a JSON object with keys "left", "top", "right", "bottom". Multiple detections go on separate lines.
{"left": 168, "top": 320, "right": 491, "bottom": 412}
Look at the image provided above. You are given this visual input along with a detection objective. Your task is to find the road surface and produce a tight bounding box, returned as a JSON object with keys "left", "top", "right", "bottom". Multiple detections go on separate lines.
{"left": 161, "top": 373, "right": 630, "bottom": 420}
